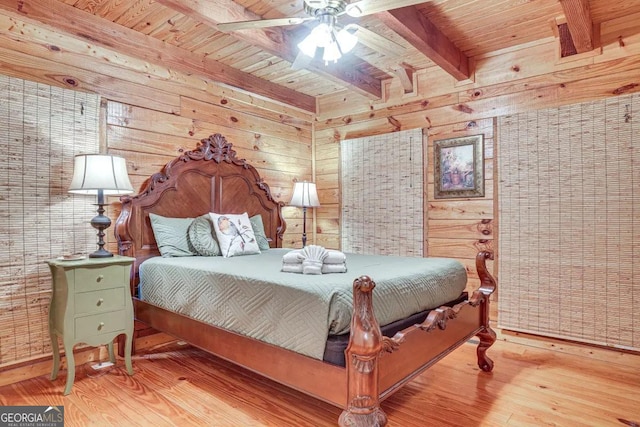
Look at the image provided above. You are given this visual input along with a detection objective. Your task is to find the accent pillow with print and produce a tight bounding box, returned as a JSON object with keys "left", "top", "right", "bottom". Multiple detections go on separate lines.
{"left": 250, "top": 214, "right": 270, "bottom": 251}
{"left": 149, "top": 213, "right": 196, "bottom": 257}
{"left": 210, "top": 212, "right": 261, "bottom": 257}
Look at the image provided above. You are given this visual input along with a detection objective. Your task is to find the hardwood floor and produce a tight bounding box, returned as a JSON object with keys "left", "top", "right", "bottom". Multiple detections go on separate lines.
{"left": 0, "top": 338, "right": 638, "bottom": 426}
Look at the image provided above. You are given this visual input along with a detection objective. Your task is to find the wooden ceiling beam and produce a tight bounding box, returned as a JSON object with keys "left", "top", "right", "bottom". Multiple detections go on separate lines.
{"left": 559, "top": 0, "right": 594, "bottom": 53}
{"left": 0, "top": 0, "right": 316, "bottom": 112}
{"left": 377, "top": 6, "right": 470, "bottom": 81}
{"left": 390, "top": 64, "right": 415, "bottom": 93}
{"left": 156, "top": 0, "right": 382, "bottom": 99}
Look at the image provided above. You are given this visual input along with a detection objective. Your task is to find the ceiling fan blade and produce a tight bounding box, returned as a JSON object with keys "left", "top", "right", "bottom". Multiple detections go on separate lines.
{"left": 291, "top": 51, "right": 313, "bottom": 71}
{"left": 351, "top": 24, "right": 407, "bottom": 57}
{"left": 217, "top": 17, "right": 313, "bottom": 32}
{"left": 346, "top": 0, "right": 431, "bottom": 17}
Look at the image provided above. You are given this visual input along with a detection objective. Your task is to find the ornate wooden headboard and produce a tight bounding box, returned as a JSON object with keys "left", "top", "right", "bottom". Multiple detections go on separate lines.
{"left": 115, "top": 133, "right": 286, "bottom": 288}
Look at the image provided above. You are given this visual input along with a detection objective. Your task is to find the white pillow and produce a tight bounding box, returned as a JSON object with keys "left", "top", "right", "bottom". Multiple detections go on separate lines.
{"left": 209, "top": 212, "right": 261, "bottom": 258}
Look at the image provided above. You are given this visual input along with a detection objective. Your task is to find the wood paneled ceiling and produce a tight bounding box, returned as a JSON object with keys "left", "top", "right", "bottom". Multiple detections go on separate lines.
{"left": 3, "top": 0, "right": 639, "bottom": 113}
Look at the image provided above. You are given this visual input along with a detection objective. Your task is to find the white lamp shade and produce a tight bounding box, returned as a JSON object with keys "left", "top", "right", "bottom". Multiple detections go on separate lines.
{"left": 297, "top": 35, "right": 318, "bottom": 58}
{"left": 289, "top": 182, "right": 320, "bottom": 208}
{"left": 336, "top": 26, "right": 358, "bottom": 54}
{"left": 68, "top": 154, "right": 134, "bottom": 196}
{"left": 310, "top": 22, "right": 332, "bottom": 48}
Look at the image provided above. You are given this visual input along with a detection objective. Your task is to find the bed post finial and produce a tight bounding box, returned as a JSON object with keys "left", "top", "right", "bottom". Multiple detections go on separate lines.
{"left": 339, "top": 276, "right": 387, "bottom": 427}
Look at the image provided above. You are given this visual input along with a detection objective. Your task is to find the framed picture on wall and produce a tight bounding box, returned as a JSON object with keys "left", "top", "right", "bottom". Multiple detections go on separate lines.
{"left": 434, "top": 134, "right": 484, "bottom": 199}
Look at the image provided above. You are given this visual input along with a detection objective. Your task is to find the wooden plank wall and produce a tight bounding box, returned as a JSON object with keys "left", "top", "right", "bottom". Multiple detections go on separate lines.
{"left": 103, "top": 97, "right": 313, "bottom": 250}
{"left": 426, "top": 120, "right": 495, "bottom": 292}
{"left": 314, "top": 11, "right": 640, "bottom": 296}
{"left": 314, "top": 128, "right": 341, "bottom": 250}
{"left": 0, "top": 10, "right": 314, "bottom": 252}
{"left": 0, "top": 12, "right": 313, "bottom": 368}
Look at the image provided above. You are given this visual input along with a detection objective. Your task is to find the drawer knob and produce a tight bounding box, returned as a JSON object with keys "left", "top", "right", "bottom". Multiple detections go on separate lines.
{"left": 96, "top": 298, "right": 104, "bottom": 306}
{"left": 96, "top": 275, "right": 104, "bottom": 282}
{"left": 98, "top": 322, "right": 105, "bottom": 331}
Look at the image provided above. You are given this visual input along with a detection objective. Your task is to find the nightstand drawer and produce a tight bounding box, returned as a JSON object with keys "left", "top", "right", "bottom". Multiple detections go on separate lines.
{"left": 74, "top": 265, "right": 127, "bottom": 291}
{"left": 75, "top": 288, "right": 125, "bottom": 315}
{"left": 75, "top": 311, "right": 126, "bottom": 339}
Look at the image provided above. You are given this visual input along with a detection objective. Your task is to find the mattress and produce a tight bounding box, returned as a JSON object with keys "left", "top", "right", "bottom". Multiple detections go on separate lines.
{"left": 139, "top": 248, "right": 467, "bottom": 360}
{"left": 323, "top": 292, "right": 468, "bottom": 366}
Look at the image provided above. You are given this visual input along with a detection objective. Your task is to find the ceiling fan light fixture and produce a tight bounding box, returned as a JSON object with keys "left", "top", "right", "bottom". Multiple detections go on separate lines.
{"left": 296, "top": 3, "right": 358, "bottom": 63}
{"left": 323, "top": 40, "right": 342, "bottom": 64}
{"left": 336, "top": 25, "right": 358, "bottom": 54}
{"left": 310, "top": 22, "right": 333, "bottom": 47}
{"left": 297, "top": 34, "right": 318, "bottom": 58}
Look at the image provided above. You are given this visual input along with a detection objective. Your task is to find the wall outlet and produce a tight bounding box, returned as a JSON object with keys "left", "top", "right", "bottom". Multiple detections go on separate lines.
{"left": 91, "top": 361, "right": 114, "bottom": 370}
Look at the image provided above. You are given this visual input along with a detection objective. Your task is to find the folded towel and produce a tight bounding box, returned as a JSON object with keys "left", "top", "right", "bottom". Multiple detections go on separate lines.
{"left": 301, "top": 245, "right": 329, "bottom": 262}
{"left": 281, "top": 263, "right": 303, "bottom": 274}
{"left": 282, "top": 249, "right": 304, "bottom": 264}
{"left": 302, "top": 259, "right": 323, "bottom": 275}
{"left": 282, "top": 246, "right": 346, "bottom": 274}
{"left": 324, "top": 249, "right": 347, "bottom": 264}
{"left": 321, "top": 263, "right": 347, "bottom": 274}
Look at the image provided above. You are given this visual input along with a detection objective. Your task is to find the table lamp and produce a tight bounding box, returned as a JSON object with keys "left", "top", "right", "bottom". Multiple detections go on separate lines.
{"left": 68, "top": 154, "right": 134, "bottom": 258}
{"left": 289, "top": 181, "right": 320, "bottom": 247}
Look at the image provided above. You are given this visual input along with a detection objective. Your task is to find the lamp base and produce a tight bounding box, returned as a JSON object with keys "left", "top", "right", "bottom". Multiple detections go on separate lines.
{"left": 89, "top": 248, "right": 114, "bottom": 258}
{"left": 90, "top": 200, "right": 113, "bottom": 258}
{"left": 301, "top": 206, "right": 308, "bottom": 248}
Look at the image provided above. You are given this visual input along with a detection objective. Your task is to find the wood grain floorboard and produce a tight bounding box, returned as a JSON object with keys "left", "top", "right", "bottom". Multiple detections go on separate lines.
{"left": 0, "top": 339, "right": 637, "bottom": 426}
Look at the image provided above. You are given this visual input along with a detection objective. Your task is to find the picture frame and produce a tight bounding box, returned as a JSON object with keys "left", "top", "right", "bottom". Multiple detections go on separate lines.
{"left": 433, "top": 134, "right": 484, "bottom": 199}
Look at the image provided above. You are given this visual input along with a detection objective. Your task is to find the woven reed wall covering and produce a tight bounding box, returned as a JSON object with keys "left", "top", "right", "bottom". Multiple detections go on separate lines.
{"left": 0, "top": 75, "right": 100, "bottom": 366}
{"left": 497, "top": 94, "right": 639, "bottom": 351}
{"left": 341, "top": 128, "right": 423, "bottom": 256}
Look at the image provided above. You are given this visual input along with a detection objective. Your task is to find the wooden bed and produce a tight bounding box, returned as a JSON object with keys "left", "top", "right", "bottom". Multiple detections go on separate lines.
{"left": 115, "top": 133, "right": 497, "bottom": 426}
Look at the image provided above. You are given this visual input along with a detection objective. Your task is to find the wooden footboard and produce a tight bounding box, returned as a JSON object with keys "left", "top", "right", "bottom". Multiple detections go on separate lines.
{"left": 340, "top": 251, "right": 496, "bottom": 426}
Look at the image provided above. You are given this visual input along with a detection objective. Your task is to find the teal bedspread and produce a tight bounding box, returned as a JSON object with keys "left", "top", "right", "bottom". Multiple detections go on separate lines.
{"left": 139, "top": 249, "right": 466, "bottom": 359}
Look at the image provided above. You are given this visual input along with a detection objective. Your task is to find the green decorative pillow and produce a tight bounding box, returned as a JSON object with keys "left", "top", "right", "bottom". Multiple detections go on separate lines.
{"left": 210, "top": 212, "right": 261, "bottom": 258}
{"left": 149, "top": 213, "right": 196, "bottom": 257}
{"left": 188, "top": 214, "right": 221, "bottom": 256}
{"left": 250, "top": 214, "right": 270, "bottom": 251}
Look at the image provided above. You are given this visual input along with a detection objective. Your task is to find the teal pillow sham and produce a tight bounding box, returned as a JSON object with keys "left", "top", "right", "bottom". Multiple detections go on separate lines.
{"left": 149, "top": 213, "right": 196, "bottom": 257}
{"left": 250, "top": 214, "right": 271, "bottom": 251}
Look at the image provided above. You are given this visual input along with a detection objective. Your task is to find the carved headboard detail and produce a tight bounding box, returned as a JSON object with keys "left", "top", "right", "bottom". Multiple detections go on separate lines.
{"left": 115, "top": 133, "right": 286, "bottom": 287}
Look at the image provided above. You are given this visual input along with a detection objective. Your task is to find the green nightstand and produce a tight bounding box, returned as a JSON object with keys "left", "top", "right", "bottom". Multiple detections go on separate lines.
{"left": 47, "top": 255, "right": 135, "bottom": 395}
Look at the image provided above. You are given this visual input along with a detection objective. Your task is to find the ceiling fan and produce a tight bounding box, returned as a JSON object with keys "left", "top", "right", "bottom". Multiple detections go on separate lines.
{"left": 216, "top": 0, "right": 371, "bottom": 64}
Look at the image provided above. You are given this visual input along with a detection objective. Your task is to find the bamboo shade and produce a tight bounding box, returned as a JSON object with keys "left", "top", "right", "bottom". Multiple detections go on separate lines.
{"left": 497, "top": 94, "right": 639, "bottom": 351}
{"left": 0, "top": 75, "right": 99, "bottom": 366}
{"left": 340, "top": 129, "right": 424, "bottom": 256}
